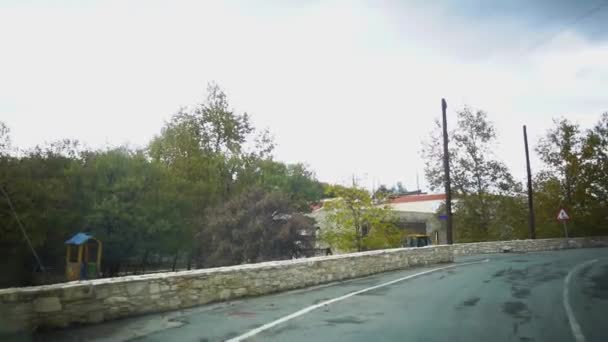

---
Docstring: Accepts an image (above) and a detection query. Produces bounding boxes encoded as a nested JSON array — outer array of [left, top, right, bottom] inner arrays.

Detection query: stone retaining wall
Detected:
[[451, 236, 608, 256], [2, 236, 607, 334], [0, 245, 452, 334]]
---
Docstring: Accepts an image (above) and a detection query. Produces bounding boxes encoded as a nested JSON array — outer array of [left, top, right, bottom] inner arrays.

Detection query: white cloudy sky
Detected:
[[1, 0, 607, 190]]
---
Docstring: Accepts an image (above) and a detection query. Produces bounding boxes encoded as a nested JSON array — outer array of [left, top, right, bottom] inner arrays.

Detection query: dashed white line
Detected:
[[563, 259, 598, 342], [226, 259, 490, 342]]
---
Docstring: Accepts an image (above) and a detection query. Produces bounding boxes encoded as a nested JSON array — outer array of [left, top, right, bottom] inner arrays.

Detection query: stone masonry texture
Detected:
[[0, 236, 607, 334]]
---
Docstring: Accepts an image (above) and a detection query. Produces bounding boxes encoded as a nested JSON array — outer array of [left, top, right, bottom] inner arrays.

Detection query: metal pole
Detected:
[[441, 99, 453, 244], [563, 221, 569, 238], [523, 125, 536, 239]]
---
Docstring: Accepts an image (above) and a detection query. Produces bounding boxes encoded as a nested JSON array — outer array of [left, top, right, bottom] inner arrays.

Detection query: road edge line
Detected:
[[563, 258, 598, 342], [226, 259, 490, 342]]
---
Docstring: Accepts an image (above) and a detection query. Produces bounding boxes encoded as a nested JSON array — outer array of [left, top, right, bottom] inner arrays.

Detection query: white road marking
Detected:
[[563, 259, 598, 342], [226, 259, 490, 342]]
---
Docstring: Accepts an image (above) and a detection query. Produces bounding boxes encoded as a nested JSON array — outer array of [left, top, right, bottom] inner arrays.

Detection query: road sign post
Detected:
[[557, 208, 570, 238]]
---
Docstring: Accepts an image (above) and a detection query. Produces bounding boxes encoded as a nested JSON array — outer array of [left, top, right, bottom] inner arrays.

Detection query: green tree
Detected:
[[282, 164, 324, 210], [148, 83, 253, 202], [0, 83, 331, 287], [536, 119, 585, 206], [72, 148, 191, 275], [449, 194, 528, 242], [79, 149, 147, 275], [320, 185, 401, 252], [582, 113, 608, 231], [533, 177, 565, 238], [535, 115, 608, 237], [421, 106, 522, 241], [0, 139, 85, 286], [323, 183, 350, 198]]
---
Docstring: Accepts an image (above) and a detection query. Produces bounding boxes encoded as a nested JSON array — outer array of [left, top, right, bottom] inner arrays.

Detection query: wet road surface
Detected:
[[26, 248, 608, 342]]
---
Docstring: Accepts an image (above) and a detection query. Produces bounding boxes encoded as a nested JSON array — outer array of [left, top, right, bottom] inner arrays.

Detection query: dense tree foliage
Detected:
[[422, 107, 522, 241], [534, 115, 608, 238], [196, 187, 316, 267], [423, 108, 608, 242], [319, 185, 401, 252], [2, 84, 606, 288], [0, 84, 324, 287], [423, 107, 516, 196]]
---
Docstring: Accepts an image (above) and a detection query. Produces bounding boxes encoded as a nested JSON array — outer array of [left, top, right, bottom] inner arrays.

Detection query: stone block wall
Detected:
[[0, 245, 453, 334], [451, 236, 608, 256], [2, 236, 607, 334]]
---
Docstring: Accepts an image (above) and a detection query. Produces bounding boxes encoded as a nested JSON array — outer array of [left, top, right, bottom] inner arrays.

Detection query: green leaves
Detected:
[[534, 115, 608, 237], [320, 185, 401, 252], [1, 83, 328, 286], [423, 108, 608, 242], [422, 106, 521, 241]]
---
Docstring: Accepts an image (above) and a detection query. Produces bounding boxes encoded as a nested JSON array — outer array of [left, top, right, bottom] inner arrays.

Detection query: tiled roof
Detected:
[[388, 193, 446, 204]]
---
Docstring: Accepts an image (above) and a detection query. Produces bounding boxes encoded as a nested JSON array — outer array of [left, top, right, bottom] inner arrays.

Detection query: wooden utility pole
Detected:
[[1, 185, 46, 272], [441, 99, 453, 244], [523, 125, 536, 239]]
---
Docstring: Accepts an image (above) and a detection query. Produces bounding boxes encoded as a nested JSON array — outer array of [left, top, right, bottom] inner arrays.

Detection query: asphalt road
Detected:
[[29, 247, 608, 342]]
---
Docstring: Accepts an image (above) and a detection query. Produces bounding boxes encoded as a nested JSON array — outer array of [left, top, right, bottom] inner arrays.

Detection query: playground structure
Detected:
[[65, 232, 102, 281]]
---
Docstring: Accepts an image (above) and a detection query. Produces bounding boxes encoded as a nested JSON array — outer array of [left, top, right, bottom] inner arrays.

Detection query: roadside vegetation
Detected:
[[1, 83, 606, 288], [0, 84, 324, 287], [422, 108, 608, 242], [319, 184, 401, 253]]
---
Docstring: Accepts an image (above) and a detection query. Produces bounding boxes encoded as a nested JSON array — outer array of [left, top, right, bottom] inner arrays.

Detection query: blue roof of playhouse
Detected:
[[65, 232, 94, 245]]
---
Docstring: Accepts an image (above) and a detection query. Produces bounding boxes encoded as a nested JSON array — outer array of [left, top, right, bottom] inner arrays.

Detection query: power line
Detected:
[[1, 185, 46, 272], [526, 0, 608, 53]]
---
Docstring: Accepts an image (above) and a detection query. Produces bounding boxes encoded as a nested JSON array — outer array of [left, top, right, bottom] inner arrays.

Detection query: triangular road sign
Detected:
[[557, 208, 570, 221]]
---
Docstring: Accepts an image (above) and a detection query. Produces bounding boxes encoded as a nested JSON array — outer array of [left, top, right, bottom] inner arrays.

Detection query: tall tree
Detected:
[[535, 115, 608, 237], [0, 140, 85, 285], [423, 107, 515, 195], [583, 113, 608, 235], [319, 185, 401, 252], [148, 83, 253, 201], [0, 83, 329, 288], [422, 106, 521, 241], [536, 118, 584, 206], [583, 113, 608, 204]]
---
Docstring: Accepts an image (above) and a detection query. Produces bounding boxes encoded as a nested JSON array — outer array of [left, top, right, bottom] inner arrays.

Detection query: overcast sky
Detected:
[[1, 0, 607, 191]]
